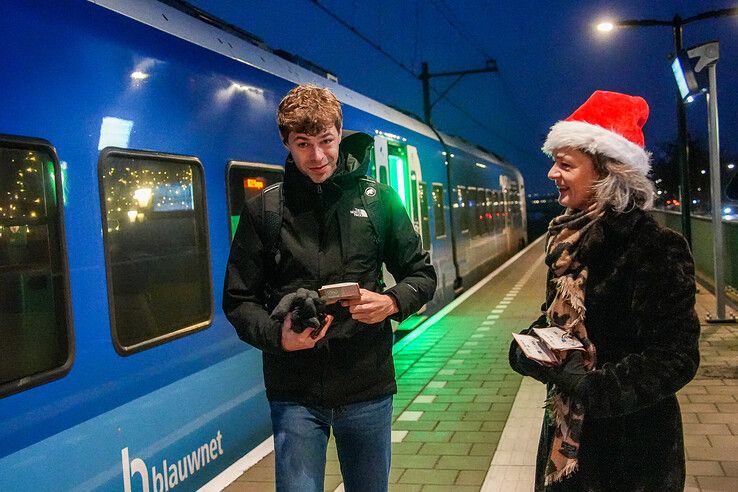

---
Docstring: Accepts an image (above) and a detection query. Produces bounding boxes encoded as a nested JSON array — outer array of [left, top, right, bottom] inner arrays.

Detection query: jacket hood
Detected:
[[334, 131, 374, 182]]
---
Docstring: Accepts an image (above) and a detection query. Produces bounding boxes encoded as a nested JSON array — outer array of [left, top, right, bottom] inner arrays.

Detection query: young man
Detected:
[[223, 84, 436, 492]]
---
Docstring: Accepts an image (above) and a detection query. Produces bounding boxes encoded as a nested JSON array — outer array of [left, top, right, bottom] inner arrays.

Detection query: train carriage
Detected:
[[0, 1, 526, 490]]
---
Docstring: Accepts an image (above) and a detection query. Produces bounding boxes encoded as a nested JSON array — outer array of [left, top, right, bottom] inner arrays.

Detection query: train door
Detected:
[[372, 136, 425, 238], [499, 174, 511, 231], [457, 186, 469, 234], [406, 145, 424, 240], [499, 174, 513, 250], [485, 189, 494, 234], [518, 181, 527, 235], [418, 182, 431, 251], [467, 187, 478, 238], [372, 136, 427, 328], [372, 136, 390, 186]]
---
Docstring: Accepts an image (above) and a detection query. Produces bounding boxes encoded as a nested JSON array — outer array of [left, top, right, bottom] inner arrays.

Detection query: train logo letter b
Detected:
[[122, 447, 150, 492]]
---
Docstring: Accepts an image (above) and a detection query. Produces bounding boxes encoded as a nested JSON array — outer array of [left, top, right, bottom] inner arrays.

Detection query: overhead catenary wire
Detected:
[[430, 0, 492, 60], [311, 0, 483, 141], [309, 0, 416, 78], [432, 0, 541, 140], [309, 0, 533, 158]]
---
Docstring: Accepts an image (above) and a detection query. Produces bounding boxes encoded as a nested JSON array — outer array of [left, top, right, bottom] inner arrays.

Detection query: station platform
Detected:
[[220, 235, 738, 492]]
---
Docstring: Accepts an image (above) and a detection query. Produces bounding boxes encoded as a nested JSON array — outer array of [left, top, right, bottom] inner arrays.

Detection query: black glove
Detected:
[[550, 350, 588, 396], [508, 341, 554, 384], [270, 289, 326, 334], [293, 291, 323, 331]]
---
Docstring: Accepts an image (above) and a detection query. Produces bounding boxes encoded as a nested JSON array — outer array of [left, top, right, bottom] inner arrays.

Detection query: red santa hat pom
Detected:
[[543, 90, 651, 176]]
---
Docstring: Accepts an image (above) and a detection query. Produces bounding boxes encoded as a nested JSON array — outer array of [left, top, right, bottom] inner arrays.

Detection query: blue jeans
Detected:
[[269, 395, 393, 492]]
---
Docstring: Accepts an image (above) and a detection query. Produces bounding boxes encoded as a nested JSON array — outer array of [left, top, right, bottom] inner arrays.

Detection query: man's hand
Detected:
[[281, 313, 333, 351], [341, 288, 398, 324]]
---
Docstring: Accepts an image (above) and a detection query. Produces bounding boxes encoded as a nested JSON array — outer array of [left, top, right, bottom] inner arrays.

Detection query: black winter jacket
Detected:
[[223, 134, 437, 407], [510, 207, 700, 491]]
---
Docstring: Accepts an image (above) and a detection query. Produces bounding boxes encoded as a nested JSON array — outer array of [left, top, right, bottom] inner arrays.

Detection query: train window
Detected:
[[493, 190, 502, 233], [227, 162, 283, 238], [409, 171, 419, 223], [367, 151, 376, 180], [379, 166, 389, 186], [509, 181, 518, 226], [512, 185, 522, 227], [99, 148, 212, 354], [468, 187, 479, 237], [457, 186, 469, 233], [1, 136, 72, 397], [466, 188, 479, 237], [419, 182, 431, 250], [432, 183, 446, 238], [485, 189, 494, 234], [476, 188, 487, 236]]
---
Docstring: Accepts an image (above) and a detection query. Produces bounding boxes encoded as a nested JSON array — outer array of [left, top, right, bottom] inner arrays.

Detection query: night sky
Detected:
[[187, 0, 738, 195]]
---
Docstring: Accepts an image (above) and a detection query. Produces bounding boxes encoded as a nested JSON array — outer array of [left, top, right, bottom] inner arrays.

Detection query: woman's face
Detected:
[[547, 147, 600, 210]]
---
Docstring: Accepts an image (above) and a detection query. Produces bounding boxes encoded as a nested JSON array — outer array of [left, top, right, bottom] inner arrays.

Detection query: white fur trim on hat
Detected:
[[542, 120, 651, 176]]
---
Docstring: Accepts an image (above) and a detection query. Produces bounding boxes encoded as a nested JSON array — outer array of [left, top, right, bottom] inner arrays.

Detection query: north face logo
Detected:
[[350, 208, 368, 218]]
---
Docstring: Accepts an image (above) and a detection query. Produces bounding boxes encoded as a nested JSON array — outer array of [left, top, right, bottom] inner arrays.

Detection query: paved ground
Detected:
[[681, 286, 738, 491], [223, 235, 738, 491]]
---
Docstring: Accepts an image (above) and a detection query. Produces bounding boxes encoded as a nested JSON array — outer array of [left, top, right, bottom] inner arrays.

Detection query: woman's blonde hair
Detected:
[[277, 84, 342, 142], [590, 152, 655, 212]]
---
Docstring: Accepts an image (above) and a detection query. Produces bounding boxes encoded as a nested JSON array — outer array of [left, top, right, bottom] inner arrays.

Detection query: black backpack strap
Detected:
[[261, 182, 283, 266]]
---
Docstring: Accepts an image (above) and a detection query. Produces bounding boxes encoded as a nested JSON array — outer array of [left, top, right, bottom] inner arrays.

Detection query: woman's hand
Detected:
[[550, 351, 588, 396], [509, 343, 554, 383]]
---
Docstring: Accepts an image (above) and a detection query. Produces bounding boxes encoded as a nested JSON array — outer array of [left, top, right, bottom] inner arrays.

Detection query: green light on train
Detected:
[[60, 161, 69, 206], [47, 161, 57, 203], [388, 149, 412, 217], [47, 160, 70, 206], [394, 157, 406, 207], [231, 215, 240, 239]]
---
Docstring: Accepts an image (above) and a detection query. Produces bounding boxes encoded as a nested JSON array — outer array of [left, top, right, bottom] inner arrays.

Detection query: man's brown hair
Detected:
[[277, 84, 342, 143]]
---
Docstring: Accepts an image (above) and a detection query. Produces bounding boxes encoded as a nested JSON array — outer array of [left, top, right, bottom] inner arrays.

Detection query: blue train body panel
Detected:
[[0, 0, 526, 489]]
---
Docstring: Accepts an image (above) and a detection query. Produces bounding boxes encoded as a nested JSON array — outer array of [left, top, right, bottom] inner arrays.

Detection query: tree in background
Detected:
[[650, 135, 737, 215]]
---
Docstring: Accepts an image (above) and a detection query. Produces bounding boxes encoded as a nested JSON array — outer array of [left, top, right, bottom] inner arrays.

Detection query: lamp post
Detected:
[[596, 8, 738, 250], [686, 41, 736, 323]]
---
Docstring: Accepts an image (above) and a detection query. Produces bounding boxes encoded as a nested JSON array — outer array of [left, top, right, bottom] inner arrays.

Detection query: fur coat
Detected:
[[511, 207, 700, 491]]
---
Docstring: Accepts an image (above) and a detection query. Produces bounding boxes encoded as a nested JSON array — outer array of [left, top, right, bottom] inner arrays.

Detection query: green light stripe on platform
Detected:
[[393, 234, 546, 355]]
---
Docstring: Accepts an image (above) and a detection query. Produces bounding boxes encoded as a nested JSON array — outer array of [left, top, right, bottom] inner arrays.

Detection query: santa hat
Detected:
[[543, 90, 651, 176]]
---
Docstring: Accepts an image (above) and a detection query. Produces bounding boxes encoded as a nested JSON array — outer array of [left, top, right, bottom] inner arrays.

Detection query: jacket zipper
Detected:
[[316, 183, 327, 405], [317, 184, 326, 253]]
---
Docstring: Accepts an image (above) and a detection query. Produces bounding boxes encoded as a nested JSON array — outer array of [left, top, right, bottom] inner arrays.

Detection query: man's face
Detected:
[[285, 126, 341, 183]]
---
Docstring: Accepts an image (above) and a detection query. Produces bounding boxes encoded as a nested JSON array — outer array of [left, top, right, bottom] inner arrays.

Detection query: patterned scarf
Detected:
[[543, 203, 603, 486]]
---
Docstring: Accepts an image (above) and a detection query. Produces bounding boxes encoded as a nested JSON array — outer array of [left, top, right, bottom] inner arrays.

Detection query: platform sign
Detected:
[[671, 50, 705, 103]]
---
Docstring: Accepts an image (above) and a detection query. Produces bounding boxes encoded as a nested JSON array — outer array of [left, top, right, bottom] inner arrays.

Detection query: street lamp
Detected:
[[685, 41, 735, 323], [595, 8, 738, 250]]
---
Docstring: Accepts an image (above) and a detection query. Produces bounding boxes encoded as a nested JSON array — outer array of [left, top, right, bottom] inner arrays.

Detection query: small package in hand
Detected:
[[512, 333, 559, 365], [319, 282, 361, 302], [532, 327, 585, 351]]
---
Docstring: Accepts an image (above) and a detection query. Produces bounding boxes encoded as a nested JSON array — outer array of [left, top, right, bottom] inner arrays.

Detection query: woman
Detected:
[[509, 90, 700, 491]]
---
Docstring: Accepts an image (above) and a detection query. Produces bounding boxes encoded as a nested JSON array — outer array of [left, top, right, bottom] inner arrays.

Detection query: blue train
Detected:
[[0, 1, 526, 490]]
